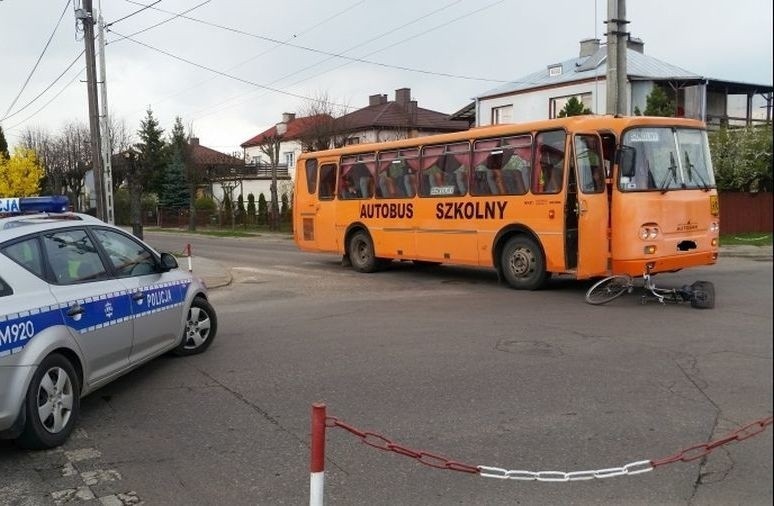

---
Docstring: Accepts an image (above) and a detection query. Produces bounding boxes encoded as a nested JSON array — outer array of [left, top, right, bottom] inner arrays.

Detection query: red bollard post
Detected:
[[310, 403, 326, 506], [186, 243, 192, 273]]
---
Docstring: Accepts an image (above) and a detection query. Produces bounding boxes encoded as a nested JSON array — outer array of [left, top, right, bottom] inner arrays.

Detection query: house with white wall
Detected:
[[462, 38, 772, 128]]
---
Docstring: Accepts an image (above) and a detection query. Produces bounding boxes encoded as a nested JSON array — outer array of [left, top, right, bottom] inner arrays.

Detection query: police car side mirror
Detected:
[[159, 252, 179, 272]]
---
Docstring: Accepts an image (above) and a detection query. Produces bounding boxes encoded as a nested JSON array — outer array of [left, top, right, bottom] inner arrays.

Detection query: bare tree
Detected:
[[296, 91, 354, 151], [108, 115, 134, 192], [257, 133, 282, 230], [57, 122, 91, 210], [19, 127, 61, 195]]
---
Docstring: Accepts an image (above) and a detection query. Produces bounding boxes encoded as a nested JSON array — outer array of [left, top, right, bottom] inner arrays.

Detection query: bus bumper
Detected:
[[612, 250, 718, 277]]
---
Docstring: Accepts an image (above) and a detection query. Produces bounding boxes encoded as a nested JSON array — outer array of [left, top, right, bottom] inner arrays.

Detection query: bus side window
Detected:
[[305, 159, 318, 194], [533, 130, 566, 194], [318, 164, 337, 200]]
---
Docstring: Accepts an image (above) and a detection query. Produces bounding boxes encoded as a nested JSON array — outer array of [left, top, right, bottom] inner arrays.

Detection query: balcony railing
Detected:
[[208, 163, 290, 180]]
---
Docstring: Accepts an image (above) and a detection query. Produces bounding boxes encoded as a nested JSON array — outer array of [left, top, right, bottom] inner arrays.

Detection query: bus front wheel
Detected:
[[501, 236, 547, 290], [348, 231, 379, 273]]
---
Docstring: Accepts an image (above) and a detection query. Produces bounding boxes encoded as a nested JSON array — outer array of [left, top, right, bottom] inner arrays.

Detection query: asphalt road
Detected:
[[1, 231, 771, 506]]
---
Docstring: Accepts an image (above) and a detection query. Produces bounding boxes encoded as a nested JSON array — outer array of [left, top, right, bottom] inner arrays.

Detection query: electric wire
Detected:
[[116, 0, 509, 84], [6, 68, 86, 131], [108, 0, 212, 43], [110, 30, 357, 110], [3, 0, 73, 119], [118, 0, 366, 114], [105, 0, 162, 27], [0, 50, 85, 123]]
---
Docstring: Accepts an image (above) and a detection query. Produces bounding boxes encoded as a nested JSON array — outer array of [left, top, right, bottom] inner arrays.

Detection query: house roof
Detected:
[[335, 102, 469, 132], [477, 47, 703, 99], [240, 114, 331, 148], [190, 141, 243, 167]]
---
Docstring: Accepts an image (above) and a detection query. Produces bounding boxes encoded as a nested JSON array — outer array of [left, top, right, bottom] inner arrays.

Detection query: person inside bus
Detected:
[[500, 149, 529, 194], [422, 156, 445, 192], [381, 156, 408, 197], [340, 174, 359, 199], [538, 142, 565, 192], [349, 162, 372, 198], [474, 151, 504, 195]]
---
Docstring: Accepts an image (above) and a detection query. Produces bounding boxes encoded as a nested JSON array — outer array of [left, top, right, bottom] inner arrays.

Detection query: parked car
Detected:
[[0, 197, 217, 449]]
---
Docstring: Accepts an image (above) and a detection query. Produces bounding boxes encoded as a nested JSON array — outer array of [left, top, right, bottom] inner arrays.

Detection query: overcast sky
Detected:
[[1, 0, 772, 155]]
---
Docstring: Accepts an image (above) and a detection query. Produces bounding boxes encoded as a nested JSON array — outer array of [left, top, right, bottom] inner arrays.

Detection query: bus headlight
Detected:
[[639, 225, 660, 240], [710, 222, 719, 233]]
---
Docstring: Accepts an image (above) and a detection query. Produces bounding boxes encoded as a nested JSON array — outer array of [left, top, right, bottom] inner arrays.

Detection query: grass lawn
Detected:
[[720, 232, 773, 246], [143, 227, 292, 239]]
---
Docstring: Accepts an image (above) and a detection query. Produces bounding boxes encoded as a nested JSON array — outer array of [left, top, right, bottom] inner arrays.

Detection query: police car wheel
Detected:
[[17, 353, 81, 450], [174, 298, 218, 356]]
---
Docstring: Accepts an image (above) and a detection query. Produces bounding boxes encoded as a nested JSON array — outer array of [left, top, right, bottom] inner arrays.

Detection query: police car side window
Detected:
[[42, 229, 108, 285], [93, 229, 157, 278], [0, 276, 12, 297], [2, 237, 45, 279]]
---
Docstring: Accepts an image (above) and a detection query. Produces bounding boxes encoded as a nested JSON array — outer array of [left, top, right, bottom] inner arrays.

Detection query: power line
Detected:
[[2, 0, 73, 119], [105, 0, 162, 27], [110, 30, 357, 110], [186, 1, 467, 121], [0, 50, 85, 123], [115, 0, 510, 84], [118, 0, 366, 115], [190, 0, 512, 121], [107, 0, 212, 43], [6, 68, 86, 131]]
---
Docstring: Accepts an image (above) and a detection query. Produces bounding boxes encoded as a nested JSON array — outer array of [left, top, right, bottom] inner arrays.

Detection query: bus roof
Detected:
[[298, 115, 706, 161]]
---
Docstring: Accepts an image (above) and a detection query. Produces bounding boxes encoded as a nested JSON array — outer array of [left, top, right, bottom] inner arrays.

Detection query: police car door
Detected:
[[91, 228, 186, 364], [41, 228, 134, 385]]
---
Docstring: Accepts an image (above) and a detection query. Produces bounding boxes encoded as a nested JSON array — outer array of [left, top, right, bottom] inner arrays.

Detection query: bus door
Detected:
[[298, 161, 339, 252], [569, 133, 609, 277]]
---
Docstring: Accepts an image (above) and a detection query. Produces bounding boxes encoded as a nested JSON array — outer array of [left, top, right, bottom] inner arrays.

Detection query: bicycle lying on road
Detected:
[[585, 270, 715, 308]]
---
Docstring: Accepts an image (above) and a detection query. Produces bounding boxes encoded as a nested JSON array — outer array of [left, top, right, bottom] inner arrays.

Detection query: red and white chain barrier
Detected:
[[309, 404, 772, 503]]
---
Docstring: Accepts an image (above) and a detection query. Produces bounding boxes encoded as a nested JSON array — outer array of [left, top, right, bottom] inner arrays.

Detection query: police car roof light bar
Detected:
[[0, 196, 70, 214]]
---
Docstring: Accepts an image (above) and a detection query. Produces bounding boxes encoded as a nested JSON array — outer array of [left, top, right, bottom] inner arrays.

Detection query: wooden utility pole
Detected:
[[605, 0, 629, 115], [78, 0, 105, 219]]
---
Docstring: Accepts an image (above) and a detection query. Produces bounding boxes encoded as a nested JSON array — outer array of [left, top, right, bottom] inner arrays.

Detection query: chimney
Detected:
[[369, 94, 387, 106], [282, 112, 296, 123], [189, 137, 199, 146], [627, 36, 644, 54], [395, 88, 411, 107], [276, 122, 287, 136], [407, 100, 418, 125], [579, 38, 600, 58]]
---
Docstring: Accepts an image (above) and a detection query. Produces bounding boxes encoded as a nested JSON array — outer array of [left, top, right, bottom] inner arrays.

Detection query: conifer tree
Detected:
[[257, 193, 268, 225], [159, 148, 189, 208], [246, 193, 256, 225]]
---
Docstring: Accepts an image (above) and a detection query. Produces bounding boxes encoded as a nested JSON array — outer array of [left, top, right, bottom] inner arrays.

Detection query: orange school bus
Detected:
[[293, 115, 719, 289]]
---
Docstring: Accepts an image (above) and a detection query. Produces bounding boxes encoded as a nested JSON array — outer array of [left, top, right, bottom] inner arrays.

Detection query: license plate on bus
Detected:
[[710, 195, 719, 216]]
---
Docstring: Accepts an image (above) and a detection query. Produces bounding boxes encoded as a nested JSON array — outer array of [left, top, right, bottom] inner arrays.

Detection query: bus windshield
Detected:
[[619, 127, 715, 192]]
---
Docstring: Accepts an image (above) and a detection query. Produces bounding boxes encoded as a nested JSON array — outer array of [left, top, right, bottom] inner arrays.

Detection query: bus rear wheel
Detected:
[[348, 231, 379, 273], [501, 236, 547, 290]]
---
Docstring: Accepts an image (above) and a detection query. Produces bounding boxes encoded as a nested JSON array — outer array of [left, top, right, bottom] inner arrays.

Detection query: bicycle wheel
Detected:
[[585, 275, 632, 305]]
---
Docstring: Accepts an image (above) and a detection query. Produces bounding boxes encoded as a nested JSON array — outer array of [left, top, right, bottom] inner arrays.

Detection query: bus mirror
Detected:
[[617, 146, 636, 178]]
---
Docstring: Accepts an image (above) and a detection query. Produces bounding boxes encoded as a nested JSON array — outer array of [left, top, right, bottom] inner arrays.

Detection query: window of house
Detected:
[[346, 137, 360, 145], [491, 105, 513, 124], [549, 93, 593, 118], [284, 151, 295, 169]]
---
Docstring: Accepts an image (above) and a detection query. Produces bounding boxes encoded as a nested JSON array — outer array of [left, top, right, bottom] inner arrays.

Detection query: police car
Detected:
[[0, 196, 217, 449]]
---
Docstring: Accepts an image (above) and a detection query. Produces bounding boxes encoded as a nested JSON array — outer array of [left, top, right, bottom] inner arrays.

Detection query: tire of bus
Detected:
[[348, 230, 381, 273], [500, 236, 547, 290]]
